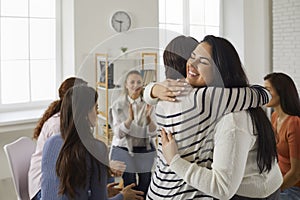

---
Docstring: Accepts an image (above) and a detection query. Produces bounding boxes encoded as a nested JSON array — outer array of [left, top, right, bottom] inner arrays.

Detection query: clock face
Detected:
[[111, 11, 131, 32]]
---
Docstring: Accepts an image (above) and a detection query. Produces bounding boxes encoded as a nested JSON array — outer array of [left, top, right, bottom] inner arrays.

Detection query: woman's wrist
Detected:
[[170, 154, 181, 166], [124, 119, 132, 129], [146, 116, 151, 125]]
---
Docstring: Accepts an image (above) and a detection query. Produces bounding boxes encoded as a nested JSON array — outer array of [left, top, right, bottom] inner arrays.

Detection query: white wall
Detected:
[[273, 0, 300, 93], [222, 0, 245, 62], [222, 0, 272, 85], [73, 0, 159, 74]]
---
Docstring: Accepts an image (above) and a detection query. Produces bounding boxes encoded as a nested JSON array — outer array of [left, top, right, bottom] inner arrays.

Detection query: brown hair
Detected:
[[56, 85, 101, 198], [33, 77, 87, 139], [163, 35, 198, 79]]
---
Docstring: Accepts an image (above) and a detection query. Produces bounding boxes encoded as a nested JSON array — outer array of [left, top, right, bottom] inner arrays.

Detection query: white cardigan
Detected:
[[169, 111, 283, 199]]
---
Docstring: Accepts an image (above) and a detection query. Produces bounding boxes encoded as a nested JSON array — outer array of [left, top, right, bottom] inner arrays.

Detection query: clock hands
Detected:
[[111, 11, 131, 32], [114, 19, 123, 32], [115, 19, 123, 23]]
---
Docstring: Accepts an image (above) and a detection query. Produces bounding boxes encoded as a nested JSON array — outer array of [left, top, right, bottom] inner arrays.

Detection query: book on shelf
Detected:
[[141, 69, 156, 86], [99, 60, 115, 88]]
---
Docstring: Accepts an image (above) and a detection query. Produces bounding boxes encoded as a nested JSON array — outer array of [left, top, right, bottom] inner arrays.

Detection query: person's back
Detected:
[[147, 86, 270, 199], [28, 113, 60, 199], [212, 111, 282, 198], [28, 77, 87, 200], [41, 134, 110, 200]]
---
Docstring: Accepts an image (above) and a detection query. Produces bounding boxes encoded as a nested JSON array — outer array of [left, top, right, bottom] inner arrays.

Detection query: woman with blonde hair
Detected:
[[110, 70, 157, 199]]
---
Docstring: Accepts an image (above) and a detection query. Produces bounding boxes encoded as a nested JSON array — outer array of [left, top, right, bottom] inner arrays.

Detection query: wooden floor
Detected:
[[0, 178, 17, 200]]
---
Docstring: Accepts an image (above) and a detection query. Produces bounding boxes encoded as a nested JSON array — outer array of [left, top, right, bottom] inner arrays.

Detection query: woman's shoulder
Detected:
[[40, 113, 61, 137], [44, 134, 63, 150], [286, 115, 300, 127], [221, 110, 249, 119], [217, 111, 253, 133]]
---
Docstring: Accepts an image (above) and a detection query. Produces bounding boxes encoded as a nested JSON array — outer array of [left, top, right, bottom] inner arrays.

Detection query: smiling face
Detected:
[[126, 73, 143, 99], [264, 80, 281, 108], [186, 42, 214, 87]]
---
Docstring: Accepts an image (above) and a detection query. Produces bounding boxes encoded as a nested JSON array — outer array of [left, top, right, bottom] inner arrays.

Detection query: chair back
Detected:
[[3, 137, 36, 200]]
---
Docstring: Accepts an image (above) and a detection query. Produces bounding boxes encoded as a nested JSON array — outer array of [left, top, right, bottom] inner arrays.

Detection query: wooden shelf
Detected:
[[94, 52, 158, 145], [97, 112, 106, 120], [97, 85, 122, 91]]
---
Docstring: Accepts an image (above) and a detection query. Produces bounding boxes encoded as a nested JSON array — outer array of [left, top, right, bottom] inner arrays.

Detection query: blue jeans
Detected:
[[280, 186, 300, 200], [31, 190, 41, 200]]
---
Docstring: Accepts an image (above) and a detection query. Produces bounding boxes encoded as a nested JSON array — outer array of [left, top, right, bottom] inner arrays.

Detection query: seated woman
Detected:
[[264, 72, 300, 200], [110, 70, 157, 199], [28, 77, 87, 200], [41, 85, 143, 200]]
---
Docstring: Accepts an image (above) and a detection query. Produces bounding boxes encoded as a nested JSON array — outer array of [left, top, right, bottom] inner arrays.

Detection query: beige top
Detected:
[[28, 113, 60, 199]]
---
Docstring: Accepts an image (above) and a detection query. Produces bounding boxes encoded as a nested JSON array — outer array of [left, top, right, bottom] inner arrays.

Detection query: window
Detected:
[[159, 0, 220, 55], [0, 0, 60, 111]]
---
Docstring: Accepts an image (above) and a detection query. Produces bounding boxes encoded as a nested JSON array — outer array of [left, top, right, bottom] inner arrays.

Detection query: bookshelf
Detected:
[[94, 52, 157, 145], [141, 52, 157, 86]]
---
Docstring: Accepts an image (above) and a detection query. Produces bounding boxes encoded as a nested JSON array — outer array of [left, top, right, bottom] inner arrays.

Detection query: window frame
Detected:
[[158, 0, 222, 81], [159, 0, 221, 45], [0, 0, 62, 113]]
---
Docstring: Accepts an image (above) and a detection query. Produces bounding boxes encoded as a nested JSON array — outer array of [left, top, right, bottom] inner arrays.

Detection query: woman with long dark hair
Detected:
[[264, 72, 300, 199], [28, 77, 87, 200], [146, 35, 275, 200], [41, 85, 143, 200], [160, 35, 282, 199]]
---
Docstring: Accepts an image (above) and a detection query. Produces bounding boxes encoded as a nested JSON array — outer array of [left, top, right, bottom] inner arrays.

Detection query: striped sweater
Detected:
[[145, 85, 270, 200]]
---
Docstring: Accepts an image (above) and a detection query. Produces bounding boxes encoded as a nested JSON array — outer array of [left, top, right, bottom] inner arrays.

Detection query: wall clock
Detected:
[[111, 11, 131, 32]]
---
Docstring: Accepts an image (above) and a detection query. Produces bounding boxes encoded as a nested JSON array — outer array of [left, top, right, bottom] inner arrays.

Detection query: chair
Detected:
[[3, 137, 36, 200]]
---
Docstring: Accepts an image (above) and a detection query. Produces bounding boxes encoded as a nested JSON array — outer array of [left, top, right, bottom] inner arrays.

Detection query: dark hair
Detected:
[[264, 72, 300, 117], [202, 35, 277, 173], [163, 35, 198, 79], [33, 77, 87, 139], [56, 85, 101, 198]]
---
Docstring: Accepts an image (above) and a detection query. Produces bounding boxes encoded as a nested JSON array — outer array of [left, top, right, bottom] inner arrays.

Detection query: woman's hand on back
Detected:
[[151, 79, 189, 102], [161, 128, 179, 165]]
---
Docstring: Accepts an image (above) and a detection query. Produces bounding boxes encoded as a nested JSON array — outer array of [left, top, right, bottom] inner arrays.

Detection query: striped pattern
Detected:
[[147, 86, 269, 200]]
